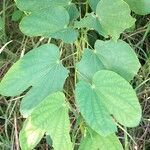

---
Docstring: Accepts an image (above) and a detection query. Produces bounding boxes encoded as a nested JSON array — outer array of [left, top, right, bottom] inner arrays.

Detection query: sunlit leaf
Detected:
[[20, 92, 72, 150], [96, 0, 135, 40]]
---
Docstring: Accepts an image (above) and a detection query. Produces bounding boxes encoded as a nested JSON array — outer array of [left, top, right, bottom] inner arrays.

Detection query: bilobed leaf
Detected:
[[77, 40, 140, 81], [74, 13, 108, 37], [124, 0, 150, 15], [76, 70, 141, 135], [16, 1, 77, 43], [19, 7, 70, 40], [15, 0, 71, 12], [95, 40, 141, 81], [79, 129, 123, 150], [19, 92, 72, 150], [0, 44, 68, 116], [96, 0, 135, 40], [20, 62, 68, 117]]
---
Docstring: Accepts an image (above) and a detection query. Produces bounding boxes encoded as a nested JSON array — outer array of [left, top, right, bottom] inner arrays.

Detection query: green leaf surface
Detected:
[[66, 4, 79, 22], [88, 0, 100, 12], [77, 40, 140, 81], [124, 0, 150, 15], [19, 6, 77, 43], [79, 130, 123, 150], [95, 40, 141, 81], [50, 28, 78, 43], [74, 13, 108, 37], [0, 44, 68, 116], [20, 7, 66, 37], [96, 0, 135, 40], [15, 0, 71, 12], [77, 48, 105, 81], [19, 92, 72, 150], [76, 70, 141, 135], [76, 80, 117, 136]]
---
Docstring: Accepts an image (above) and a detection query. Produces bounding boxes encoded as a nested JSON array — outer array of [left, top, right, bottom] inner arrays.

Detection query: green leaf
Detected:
[[77, 48, 105, 81], [19, 6, 77, 43], [95, 40, 141, 81], [50, 28, 78, 43], [79, 129, 123, 150], [11, 10, 23, 22], [66, 4, 79, 22], [96, 0, 135, 40], [77, 40, 140, 81], [15, 0, 71, 12], [76, 70, 141, 135], [19, 92, 72, 150], [74, 13, 108, 37], [76, 80, 117, 136], [0, 44, 68, 116], [88, 0, 100, 12], [124, 0, 150, 15]]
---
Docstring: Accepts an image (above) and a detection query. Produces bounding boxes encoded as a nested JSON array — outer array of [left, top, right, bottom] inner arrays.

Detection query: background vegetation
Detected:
[[0, 0, 150, 149]]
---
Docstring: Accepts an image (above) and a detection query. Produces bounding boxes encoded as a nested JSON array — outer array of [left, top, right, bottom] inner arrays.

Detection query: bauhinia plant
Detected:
[[1, 0, 150, 149]]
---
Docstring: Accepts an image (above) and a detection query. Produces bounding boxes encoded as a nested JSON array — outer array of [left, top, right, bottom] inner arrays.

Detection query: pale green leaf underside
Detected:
[[124, 0, 150, 15], [96, 0, 135, 40], [0, 44, 68, 117], [77, 40, 140, 81], [76, 70, 141, 135], [79, 130, 123, 150], [15, 0, 71, 12], [74, 13, 108, 38], [19, 92, 72, 150]]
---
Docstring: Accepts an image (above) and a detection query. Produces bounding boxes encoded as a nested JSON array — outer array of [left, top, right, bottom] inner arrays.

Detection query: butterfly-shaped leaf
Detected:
[[77, 40, 140, 81], [76, 70, 141, 135], [0, 44, 69, 117], [15, 0, 77, 43], [19, 6, 77, 43]]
